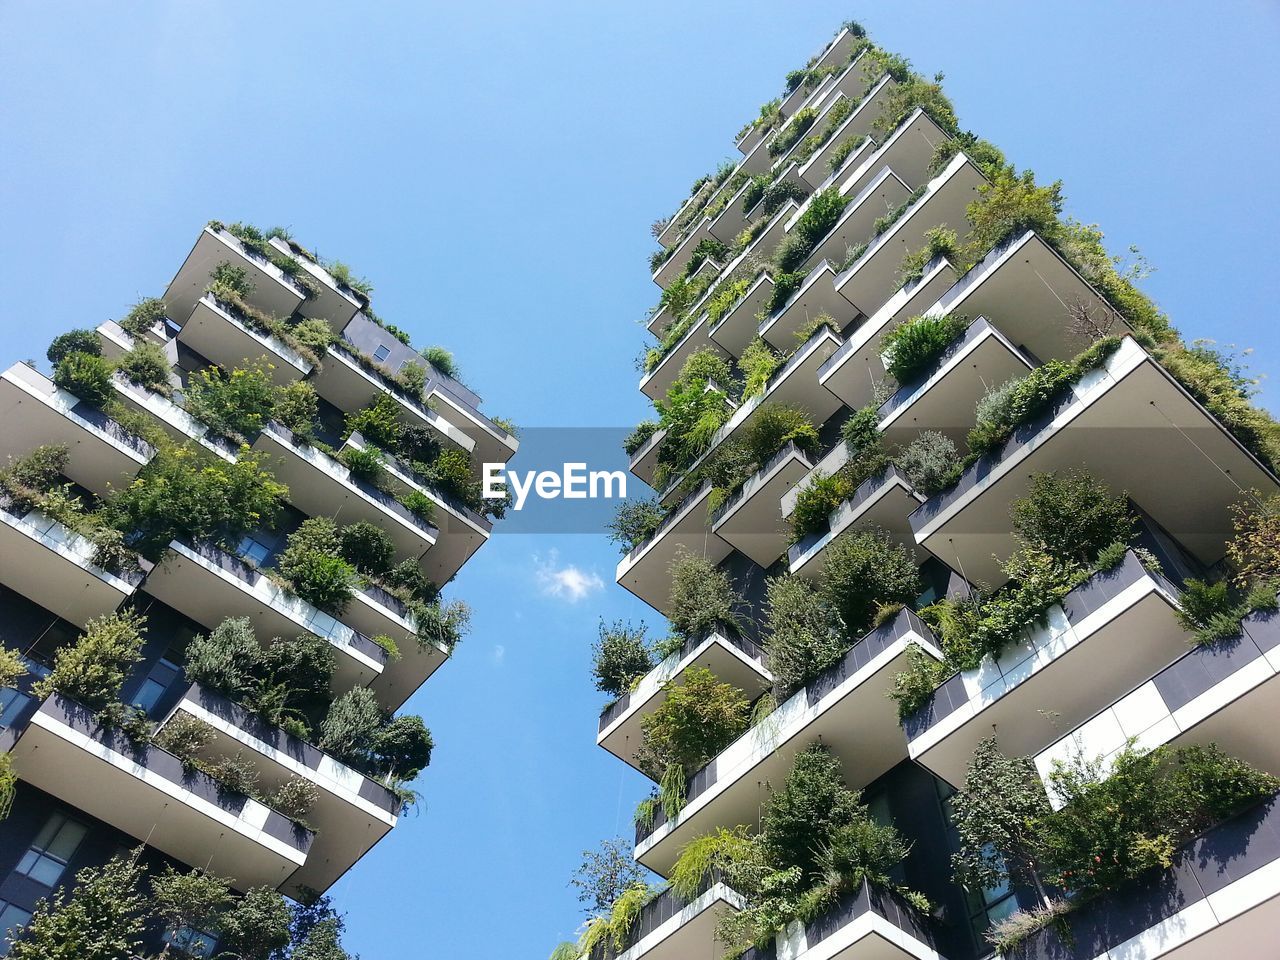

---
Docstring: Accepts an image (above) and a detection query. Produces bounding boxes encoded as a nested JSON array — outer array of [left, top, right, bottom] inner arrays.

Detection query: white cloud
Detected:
[[490, 644, 506, 667], [534, 550, 604, 603]]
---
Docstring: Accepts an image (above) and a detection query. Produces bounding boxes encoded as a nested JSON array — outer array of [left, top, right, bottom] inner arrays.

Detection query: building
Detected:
[[0, 221, 517, 954], [568, 21, 1280, 960]]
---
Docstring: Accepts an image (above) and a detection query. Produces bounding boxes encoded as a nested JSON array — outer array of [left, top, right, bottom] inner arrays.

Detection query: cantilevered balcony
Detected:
[[635, 609, 941, 875], [267, 237, 363, 334], [708, 177, 764, 245], [653, 219, 717, 289], [108, 373, 239, 462], [640, 312, 730, 402], [1004, 795, 1280, 960], [926, 230, 1128, 364], [646, 256, 726, 340], [788, 166, 913, 280], [835, 108, 949, 204], [628, 426, 667, 487], [0, 362, 153, 495], [341, 432, 491, 585], [757, 259, 848, 350], [598, 630, 771, 770], [819, 257, 957, 410], [144, 540, 389, 699], [616, 483, 731, 615], [310, 343, 473, 454], [835, 153, 985, 318], [772, 880, 946, 960], [877, 317, 1033, 453], [0, 503, 141, 626], [660, 326, 843, 509], [251, 421, 439, 566], [787, 465, 925, 580], [160, 682, 398, 893], [96, 316, 171, 361], [909, 337, 1280, 587], [164, 225, 309, 331], [709, 271, 775, 358], [793, 73, 899, 190], [585, 881, 745, 960], [711, 441, 813, 567], [1035, 601, 1280, 806], [424, 382, 519, 470], [904, 551, 1188, 787], [10, 693, 313, 893], [177, 293, 313, 386]]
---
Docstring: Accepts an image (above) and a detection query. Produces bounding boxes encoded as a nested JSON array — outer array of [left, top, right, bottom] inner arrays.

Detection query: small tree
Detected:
[[52, 351, 114, 406], [607, 498, 665, 554], [667, 551, 743, 641], [950, 737, 1053, 904], [591, 620, 653, 697], [217, 886, 292, 960], [184, 617, 261, 699], [821, 528, 920, 638], [115, 339, 173, 396], [1227, 494, 1280, 588], [255, 633, 336, 729], [183, 360, 276, 440], [272, 381, 319, 440], [319, 686, 382, 767], [760, 744, 865, 884], [34, 609, 146, 710], [277, 518, 356, 613], [571, 837, 648, 916], [1010, 470, 1133, 566], [9, 852, 147, 960], [763, 574, 841, 696], [895, 431, 960, 496], [47, 329, 102, 366], [634, 667, 748, 781], [150, 866, 231, 945], [371, 714, 434, 781], [337, 520, 396, 576]]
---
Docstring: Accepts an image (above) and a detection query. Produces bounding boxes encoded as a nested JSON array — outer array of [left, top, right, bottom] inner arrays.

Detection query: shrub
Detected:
[[277, 519, 356, 613], [1011, 470, 1133, 566], [34, 609, 146, 710], [2, 443, 68, 501], [739, 338, 780, 398], [670, 826, 757, 900], [763, 574, 841, 696], [399, 489, 436, 523], [623, 421, 660, 457], [150, 866, 232, 947], [571, 837, 648, 917], [210, 260, 254, 299], [880, 313, 968, 384], [255, 633, 335, 729], [774, 188, 848, 273], [821, 528, 921, 638], [291, 317, 335, 355], [371, 713, 434, 780], [399, 360, 427, 396], [417, 448, 483, 514], [423, 346, 459, 380], [743, 404, 819, 463], [52, 351, 114, 406], [185, 617, 261, 699], [338, 520, 395, 575], [8, 853, 147, 960], [607, 498, 665, 553], [216, 886, 292, 959], [115, 339, 172, 396], [898, 225, 959, 284], [760, 744, 867, 884], [47, 329, 101, 366], [769, 106, 818, 157], [412, 599, 470, 653], [345, 393, 404, 450], [668, 551, 743, 640], [371, 634, 400, 660], [0, 647, 26, 690], [384, 557, 440, 605], [270, 776, 320, 822], [965, 168, 1063, 261], [319, 686, 382, 766], [592, 620, 653, 697], [888, 642, 950, 718], [895, 431, 960, 495], [119, 296, 167, 337], [272, 381, 319, 439], [205, 751, 259, 797], [155, 713, 218, 767], [1228, 494, 1280, 588], [634, 666, 749, 781], [579, 882, 657, 957], [184, 360, 276, 440]]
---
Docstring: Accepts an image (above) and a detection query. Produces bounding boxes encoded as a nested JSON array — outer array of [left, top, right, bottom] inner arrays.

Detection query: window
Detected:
[[372, 344, 391, 363], [15, 813, 87, 887], [237, 535, 270, 567], [165, 925, 219, 958], [0, 900, 32, 956], [132, 657, 182, 714], [0, 688, 30, 729]]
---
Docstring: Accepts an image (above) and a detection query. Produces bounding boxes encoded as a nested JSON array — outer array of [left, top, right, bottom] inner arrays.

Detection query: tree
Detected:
[[667, 551, 743, 641], [570, 837, 648, 917], [606, 498, 665, 554], [336, 521, 395, 576], [1010, 470, 1133, 566], [950, 737, 1052, 903], [255, 633, 335, 728], [184, 617, 261, 699], [150, 866, 231, 947], [371, 715, 434, 781], [1228, 494, 1280, 588], [217, 886, 291, 960], [634, 667, 748, 781], [34, 609, 146, 710], [762, 574, 841, 696], [591, 620, 653, 697], [759, 744, 864, 884], [318, 687, 382, 767], [821, 528, 920, 638], [9, 852, 147, 960]]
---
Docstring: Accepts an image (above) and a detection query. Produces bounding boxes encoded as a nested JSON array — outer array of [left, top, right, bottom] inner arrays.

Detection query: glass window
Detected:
[[372, 344, 391, 363], [236, 536, 270, 567], [0, 901, 32, 956], [15, 813, 87, 887], [0, 688, 30, 728], [165, 925, 219, 957], [132, 657, 182, 714]]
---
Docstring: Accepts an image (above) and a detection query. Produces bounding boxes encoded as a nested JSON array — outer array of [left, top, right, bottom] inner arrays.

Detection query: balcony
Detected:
[[909, 337, 1280, 587], [652, 219, 717, 289], [709, 271, 775, 358], [10, 693, 313, 893], [616, 483, 731, 616], [818, 256, 958, 410], [310, 343, 474, 454], [164, 225, 308, 332], [267, 237, 363, 333], [635, 609, 941, 875], [250, 421, 439, 566], [835, 108, 949, 205], [176, 293, 313, 386], [927, 230, 1129, 364], [0, 362, 154, 495], [341, 432, 491, 586], [787, 465, 925, 580], [628, 426, 667, 487], [585, 880, 745, 960], [1005, 795, 1280, 960], [424, 382, 519, 470], [646, 255, 725, 341], [598, 630, 770, 770], [788, 166, 913, 280], [95, 316, 171, 360], [770, 880, 945, 960], [0, 503, 141, 626], [1034, 601, 1280, 807], [793, 73, 899, 190], [108, 373, 239, 463], [835, 153, 985, 318], [711, 441, 813, 567], [159, 682, 398, 893], [708, 177, 765, 245], [640, 312, 730, 402], [757, 260, 847, 350], [904, 551, 1188, 787], [877, 317, 1033, 453], [143, 540, 389, 700]]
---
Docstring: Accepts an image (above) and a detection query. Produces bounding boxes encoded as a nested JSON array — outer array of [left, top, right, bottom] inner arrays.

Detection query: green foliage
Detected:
[[337, 520, 396, 575], [47, 329, 101, 367], [217, 886, 293, 960], [411, 598, 470, 654], [571, 837, 648, 917], [184, 616, 261, 699], [204, 750, 260, 797], [272, 380, 319, 439], [592, 620, 653, 698], [326, 260, 374, 300], [887, 642, 949, 719], [184, 360, 276, 440], [150, 865, 231, 941], [606, 497, 665, 554], [774, 187, 848, 273], [209, 260, 254, 299], [8, 852, 147, 960], [895, 431, 960, 495], [115, 339, 172, 396], [670, 825, 756, 900], [154, 713, 218, 768], [769, 107, 818, 157], [291, 317, 337, 355], [277, 518, 356, 613], [898, 225, 960, 284], [873, 71, 958, 139], [668, 551, 743, 641], [1011, 470, 1134, 566], [881, 313, 968, 383], [744, 404, 819, 462], [549, 943, 580, 960], [763, 574, 841, 696], [345, 393, 404, 450], [821, 527, 921, 638], [965, 168, 1064, 261], [635, 666, 749, 781], [579, 882, 657, 957], [0, 754, 15, 821], [0, 646, 27, 690], [339, 443, 385, 482], [371, 713, 434, 781], [423, 345, 459, 380], [740, 337, 780, 398], [34, 610, 145, 710], [1228, 494, 1280, 588], [623, 421, 660, 457], [52, 351, 114, 406], [319, 686, 381, 767], [119, 296, 167, 337]]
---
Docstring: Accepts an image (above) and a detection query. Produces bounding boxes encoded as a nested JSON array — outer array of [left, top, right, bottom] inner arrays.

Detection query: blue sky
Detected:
[[2, 1, 1279, 956]]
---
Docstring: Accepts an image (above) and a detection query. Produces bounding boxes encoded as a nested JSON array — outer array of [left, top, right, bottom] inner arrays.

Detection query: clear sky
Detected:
[[1, 1, 1278, 956]]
